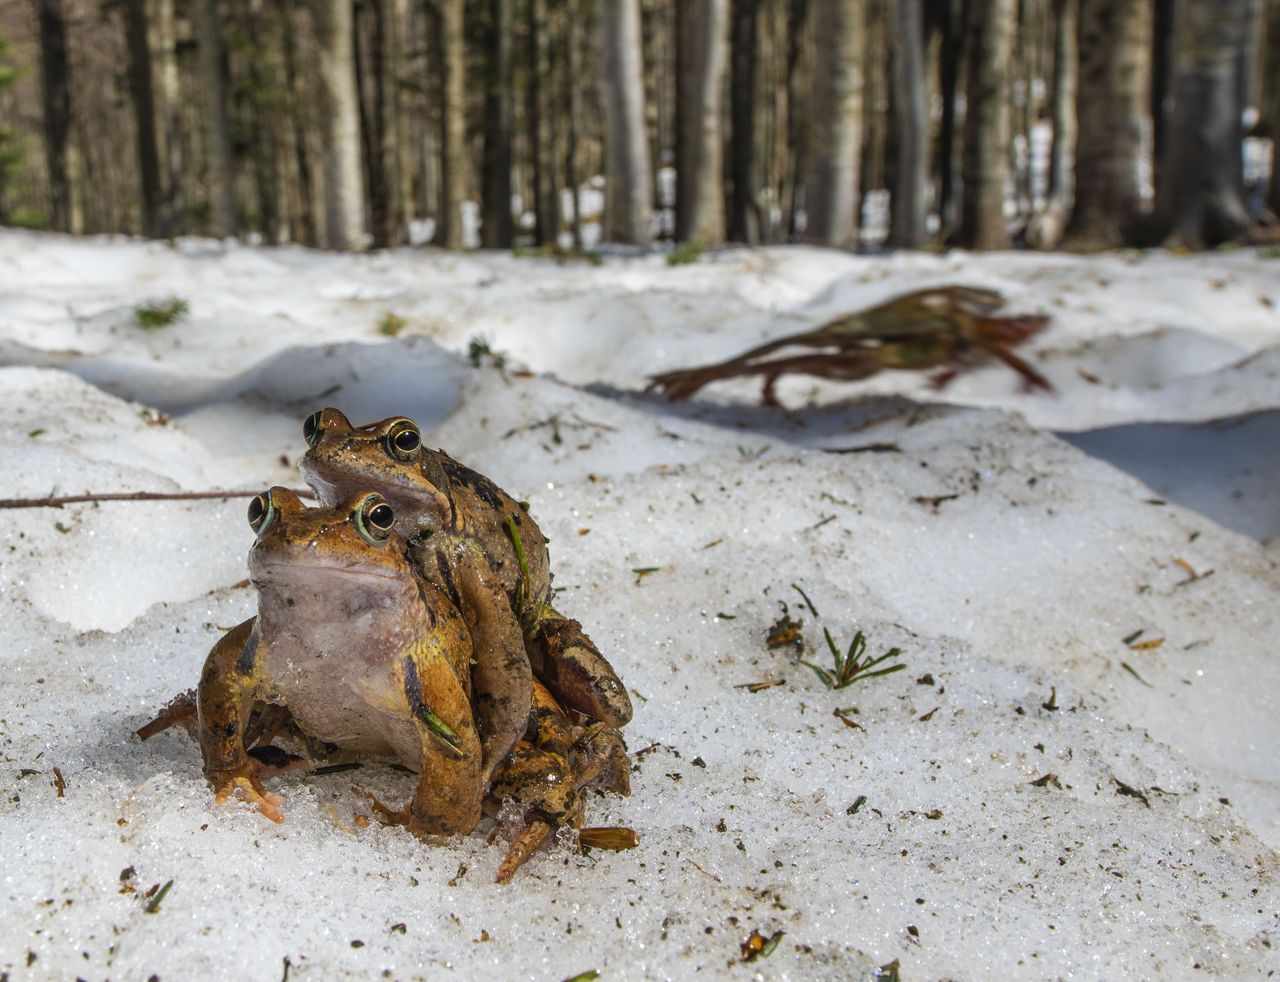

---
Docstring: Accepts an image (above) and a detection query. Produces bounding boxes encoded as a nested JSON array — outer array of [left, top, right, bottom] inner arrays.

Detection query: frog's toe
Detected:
[[352, 784, 411, 828], [494, 818, 553, 883], [214, 774, 286, 823]]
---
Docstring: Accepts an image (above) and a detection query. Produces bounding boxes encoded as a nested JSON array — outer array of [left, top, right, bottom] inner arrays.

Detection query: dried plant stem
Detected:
[[0, 489, 314, 510]]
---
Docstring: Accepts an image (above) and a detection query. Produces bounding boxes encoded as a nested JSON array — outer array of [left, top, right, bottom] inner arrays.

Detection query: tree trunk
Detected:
[[1268, 0, 1280, 218], [482, 0, 515, 247], [282, 0, 318, 245], [152, 0, 182, 233], [1151, 0, 1175, 190], [1147, 0, 1253, 246], [123, 0, 166, 237], [957, 0, 1015, 249], [784, 0, 809, 238], [889, 0, 927, 247], [802, 0, 863, 247], [675, 0, 729, 243], [1065, 0, 1149, 246], [194, 0, 236, 237], [436, 0, 466, 248], [314, 0, 366, 249], [354, 0, 391, 248], [565, 0, 584, 248], [1028, 0, 1077, 248], [598, 0, 653, 244], [727, 0, 759, 243], [526, 0, 558, 245], [931, 0, 964, 235], [35, 0, 73, 233], [380, 0, 407, 245]]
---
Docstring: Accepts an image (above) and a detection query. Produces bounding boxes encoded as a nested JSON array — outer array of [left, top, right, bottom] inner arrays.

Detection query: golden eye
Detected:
[[355, 494, 395, 542], [384, 419, 421, 461], [302, 410, 324, 448], [248, 492, 275, 534]]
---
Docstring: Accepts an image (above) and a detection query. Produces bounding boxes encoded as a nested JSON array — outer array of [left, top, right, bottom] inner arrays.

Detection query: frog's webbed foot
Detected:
[[210, 769, 286, 824], [526, 612, 632, 727], [135, 689, 198, 741], [247, 744, 307, 779]]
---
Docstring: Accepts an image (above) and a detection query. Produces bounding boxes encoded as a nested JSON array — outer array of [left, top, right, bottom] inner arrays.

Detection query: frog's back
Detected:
[[434, 452, 552, 607]]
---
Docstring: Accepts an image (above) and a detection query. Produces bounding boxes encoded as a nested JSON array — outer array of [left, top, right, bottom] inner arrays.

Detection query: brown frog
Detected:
[[139, 489, 628, 880], [299, 407, 632, 728]]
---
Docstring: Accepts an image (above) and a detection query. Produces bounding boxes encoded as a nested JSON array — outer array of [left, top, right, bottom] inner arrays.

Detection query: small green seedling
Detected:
[[133, 297, 189, 329], [800, 628, 905, 690], [378, 311, 408, 336], [467, 334, 508, 369]]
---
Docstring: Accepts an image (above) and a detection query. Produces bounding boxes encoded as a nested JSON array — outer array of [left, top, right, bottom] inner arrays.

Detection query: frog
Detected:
[[194, 487, 491, 835], [298, 407, 632, 729], [139, 488, 629, 880]]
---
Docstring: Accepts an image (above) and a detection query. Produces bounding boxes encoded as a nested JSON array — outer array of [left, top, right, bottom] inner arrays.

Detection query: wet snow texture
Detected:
[[1, 232, 1278, 980]]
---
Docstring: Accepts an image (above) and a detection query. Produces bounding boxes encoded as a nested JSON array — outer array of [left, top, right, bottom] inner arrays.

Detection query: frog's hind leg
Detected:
[[526, 610, 632, 727], [135, 689, 198, 741]]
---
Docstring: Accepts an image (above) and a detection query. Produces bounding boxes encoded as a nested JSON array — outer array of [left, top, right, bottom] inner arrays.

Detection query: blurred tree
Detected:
[[889, 0, 927, 247], [1147, 0, 1253, 246], [34, 0, 74, 233], [1028, 0, 1077, 249], [123, 0, 167, 236], [194, 0, 236, 237], [598, 0, 653, 244], [676, 0, 728, 243], [958, 0, 1016, 249], [1065, 0, 1149, 247], [802, 0, 862, 247], [435, 0, 465, 248], [313, 0, 366, 249], [1266, 0, 1280, 218], [481, 0, 514, 247], [727, 0, 759, 244]]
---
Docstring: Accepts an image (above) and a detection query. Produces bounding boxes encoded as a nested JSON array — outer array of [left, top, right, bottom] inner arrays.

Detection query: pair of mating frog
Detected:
[[139, 408, 632, 882]]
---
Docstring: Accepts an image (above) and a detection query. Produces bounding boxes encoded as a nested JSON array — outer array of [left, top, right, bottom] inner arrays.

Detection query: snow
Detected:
[[1, 230, 1278, 980]]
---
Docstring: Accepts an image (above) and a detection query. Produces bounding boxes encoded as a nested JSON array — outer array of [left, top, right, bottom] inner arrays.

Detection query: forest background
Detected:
[[0, 0, 1277, 257]]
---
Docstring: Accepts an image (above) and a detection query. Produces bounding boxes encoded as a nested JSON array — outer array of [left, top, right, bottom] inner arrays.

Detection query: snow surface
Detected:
[[1, 231, 1278, 980]]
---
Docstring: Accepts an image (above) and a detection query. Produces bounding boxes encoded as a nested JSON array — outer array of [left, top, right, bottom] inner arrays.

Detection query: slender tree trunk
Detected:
[[152, 0, 181, 232], [565, 0, 583, 248], [802, 0, 863, 247], [1065, 0, 1149, 246], [35, 0, 72, 233], [436, 0, 466, 248], [1029, 0, 1077, 247], [675, 0, 729, 243], [784, 0, 809, 238], [859, 0, 885, 221], [527, 0, 557, 245], [1268, 0, 1280, 217], [598, 0, 653, 244], [194, 0, 236, 237], [281, 0, 318, 245], [380, 0, 406, 245], [957, 0, 1015, 249], [727, 0, 759, 243], [889, 0, 927, 247], [355, 0, 391, 247], [123, 0, 166, 237], [1151, 0, 1175, 190], [314, 0, 366, 249], [1147, 0, 1253, 246], [932, 0, 964, 235], [482, 0, 514, 247]]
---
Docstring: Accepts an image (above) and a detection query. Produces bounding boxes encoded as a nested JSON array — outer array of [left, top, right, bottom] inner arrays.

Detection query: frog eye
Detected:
[[384, 419, 421, 462], [354, 494, 396, 543], [247, 492, 275, 535], [303, 410, 324, 448]]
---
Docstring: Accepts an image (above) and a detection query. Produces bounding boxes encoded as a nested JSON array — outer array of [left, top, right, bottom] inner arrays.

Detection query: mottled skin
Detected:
[[137, 489, 629, 880], [195, 488, 486, 834], [299, 407, 632, 728]]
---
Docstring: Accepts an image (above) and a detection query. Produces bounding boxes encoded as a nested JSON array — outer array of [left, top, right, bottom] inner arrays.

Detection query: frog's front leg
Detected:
[[361, 649, 484, 837], [526, 608, 633, 727], [196, 618, 284, 823]]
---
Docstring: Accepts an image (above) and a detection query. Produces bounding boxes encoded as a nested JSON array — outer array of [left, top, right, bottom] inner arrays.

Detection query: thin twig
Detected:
[[0, 489, 315, 510]]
